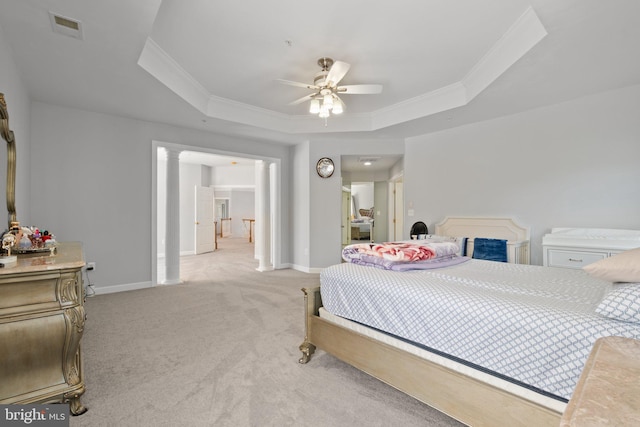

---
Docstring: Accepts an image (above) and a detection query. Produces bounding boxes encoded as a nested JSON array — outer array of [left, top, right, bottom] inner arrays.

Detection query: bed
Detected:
[[298, 217, 640, 426]]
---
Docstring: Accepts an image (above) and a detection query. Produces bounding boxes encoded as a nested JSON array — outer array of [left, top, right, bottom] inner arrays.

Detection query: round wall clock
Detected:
[[316, 157, 335, 178]]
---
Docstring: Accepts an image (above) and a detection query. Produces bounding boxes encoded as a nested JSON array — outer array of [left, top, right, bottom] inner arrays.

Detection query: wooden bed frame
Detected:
[[299, 217, 563, 426]]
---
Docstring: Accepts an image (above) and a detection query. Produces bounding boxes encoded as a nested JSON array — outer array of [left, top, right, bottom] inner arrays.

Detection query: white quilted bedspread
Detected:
[[320, 260, 640, 400]]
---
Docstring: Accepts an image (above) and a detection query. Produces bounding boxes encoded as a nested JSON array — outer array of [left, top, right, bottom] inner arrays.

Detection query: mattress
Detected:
[[320, 260, 640, 400], [318, 307, 567, 414]]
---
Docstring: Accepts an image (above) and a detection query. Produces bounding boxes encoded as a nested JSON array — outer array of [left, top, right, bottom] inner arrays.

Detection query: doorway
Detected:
[[152, 143, 280, 285]]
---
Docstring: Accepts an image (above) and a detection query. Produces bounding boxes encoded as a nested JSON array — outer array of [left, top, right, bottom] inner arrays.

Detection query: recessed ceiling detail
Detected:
[[138, 5, 546, 134]]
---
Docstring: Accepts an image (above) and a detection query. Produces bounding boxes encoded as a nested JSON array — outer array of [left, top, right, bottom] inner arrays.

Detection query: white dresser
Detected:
[[542, 228, 640, 269]]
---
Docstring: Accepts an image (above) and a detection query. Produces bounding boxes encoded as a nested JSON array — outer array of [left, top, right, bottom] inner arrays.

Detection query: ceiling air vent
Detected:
[[49, 12, 84, 40]]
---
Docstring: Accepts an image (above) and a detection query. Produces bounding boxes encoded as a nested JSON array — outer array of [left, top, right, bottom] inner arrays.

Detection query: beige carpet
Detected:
[[70, 238, 463, 427]]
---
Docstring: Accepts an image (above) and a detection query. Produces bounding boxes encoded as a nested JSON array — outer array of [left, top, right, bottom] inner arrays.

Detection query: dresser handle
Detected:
[[569, 258, 583, 262]]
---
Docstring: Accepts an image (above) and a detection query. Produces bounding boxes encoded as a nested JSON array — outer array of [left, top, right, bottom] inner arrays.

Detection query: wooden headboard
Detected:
[[435, 217, 530, 264]]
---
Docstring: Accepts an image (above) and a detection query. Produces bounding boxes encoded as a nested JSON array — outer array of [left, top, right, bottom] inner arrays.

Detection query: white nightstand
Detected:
[[542, 228, 640, 269]]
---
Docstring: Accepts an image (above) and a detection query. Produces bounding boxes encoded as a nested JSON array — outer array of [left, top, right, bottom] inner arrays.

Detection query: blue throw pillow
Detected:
[[472, 238, 508, 263]]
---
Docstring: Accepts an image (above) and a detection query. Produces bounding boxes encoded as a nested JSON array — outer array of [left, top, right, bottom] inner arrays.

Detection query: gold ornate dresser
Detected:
[[0, 242, 87, 414]]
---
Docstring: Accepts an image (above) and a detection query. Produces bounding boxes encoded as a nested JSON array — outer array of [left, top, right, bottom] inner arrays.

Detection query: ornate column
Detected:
[[269, 161, 280, 268], [163, 148, 181, 284], [256, 160, 273, 271]]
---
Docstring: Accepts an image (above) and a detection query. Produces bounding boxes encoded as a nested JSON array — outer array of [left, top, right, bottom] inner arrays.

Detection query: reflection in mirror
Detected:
[[0, 93, 20, 258], [0, 93, 16, 227]]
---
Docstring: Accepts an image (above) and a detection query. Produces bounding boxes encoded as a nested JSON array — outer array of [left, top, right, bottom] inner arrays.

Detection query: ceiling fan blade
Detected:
[[276, 79, 319, 91], [325, 61, 350, 87], [288, 93, 318, 106], [337, 84, 383, 94]]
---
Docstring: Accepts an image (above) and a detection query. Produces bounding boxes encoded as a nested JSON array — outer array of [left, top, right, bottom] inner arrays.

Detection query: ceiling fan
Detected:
[[277, 57, 382, 118]]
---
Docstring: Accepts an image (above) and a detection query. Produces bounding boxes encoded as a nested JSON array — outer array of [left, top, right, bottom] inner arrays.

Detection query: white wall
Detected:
[[29, 102, 292, 290], [228, 189, 255, 239], [212, 164, 254, 186], [0, 22, 31, 227], [404, 84, 640, 265]]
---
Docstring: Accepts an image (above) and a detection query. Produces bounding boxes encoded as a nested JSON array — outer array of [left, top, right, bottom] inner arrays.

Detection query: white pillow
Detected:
[[583, 247, 640, 283], [595, 283, 640, 323]]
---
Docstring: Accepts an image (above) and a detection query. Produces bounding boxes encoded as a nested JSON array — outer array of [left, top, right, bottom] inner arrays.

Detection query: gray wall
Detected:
[[29, 102, 292, 290], [300, 139, 405, 271], [4, 18, 640, 282], [404, 84, 640, 265], [291, 142, 310, 270]]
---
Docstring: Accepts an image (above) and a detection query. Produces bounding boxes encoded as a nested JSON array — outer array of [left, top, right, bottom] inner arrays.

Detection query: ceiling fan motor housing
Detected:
[[314, 71, 329, 88], [317, 57, 334, 70]]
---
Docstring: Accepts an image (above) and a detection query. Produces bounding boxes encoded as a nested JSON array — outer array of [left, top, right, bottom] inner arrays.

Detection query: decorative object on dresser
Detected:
[[542, 228, 640, 269]]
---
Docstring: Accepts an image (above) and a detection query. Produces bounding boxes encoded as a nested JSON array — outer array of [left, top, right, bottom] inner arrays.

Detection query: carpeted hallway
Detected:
[[70, 238, 463, 427]]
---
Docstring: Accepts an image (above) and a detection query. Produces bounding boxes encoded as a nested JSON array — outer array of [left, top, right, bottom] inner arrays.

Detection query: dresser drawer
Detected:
[[547, 249, 607, 269]]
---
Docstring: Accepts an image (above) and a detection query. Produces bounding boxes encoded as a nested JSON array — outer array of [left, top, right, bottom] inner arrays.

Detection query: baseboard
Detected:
[[290, 264, 323, 274], [90, 281, 153, 295]]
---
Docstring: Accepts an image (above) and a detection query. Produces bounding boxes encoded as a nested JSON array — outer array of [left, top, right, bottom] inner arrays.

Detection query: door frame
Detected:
[[389, 173, 404, 241], [151, 140, 282, 285]]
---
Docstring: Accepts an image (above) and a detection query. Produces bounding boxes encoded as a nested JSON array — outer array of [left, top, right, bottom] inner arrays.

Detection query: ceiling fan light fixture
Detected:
[[332, 99, 343, 114], [279, 57, 382, 122], [309, 99, 320, 114]]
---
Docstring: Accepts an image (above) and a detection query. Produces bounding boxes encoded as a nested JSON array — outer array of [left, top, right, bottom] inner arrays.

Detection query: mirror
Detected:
[[0, 93, 16, 228]]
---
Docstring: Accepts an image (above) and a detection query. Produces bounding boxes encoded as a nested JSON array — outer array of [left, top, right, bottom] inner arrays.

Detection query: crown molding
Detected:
[[138, 6, 546, 134]]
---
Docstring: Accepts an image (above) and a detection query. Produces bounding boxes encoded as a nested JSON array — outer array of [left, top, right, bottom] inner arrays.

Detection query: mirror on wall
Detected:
[[341, 154, 403, 245], [0, 93, 16, 228], [350, 182, 375, 243]]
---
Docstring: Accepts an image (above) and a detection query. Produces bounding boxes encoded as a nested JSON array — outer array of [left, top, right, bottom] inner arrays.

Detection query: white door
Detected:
[[195, 186, 215, 254]]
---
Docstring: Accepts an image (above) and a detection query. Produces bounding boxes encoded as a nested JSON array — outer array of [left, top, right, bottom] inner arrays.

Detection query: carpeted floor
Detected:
[[70, 238, 464, 427]]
